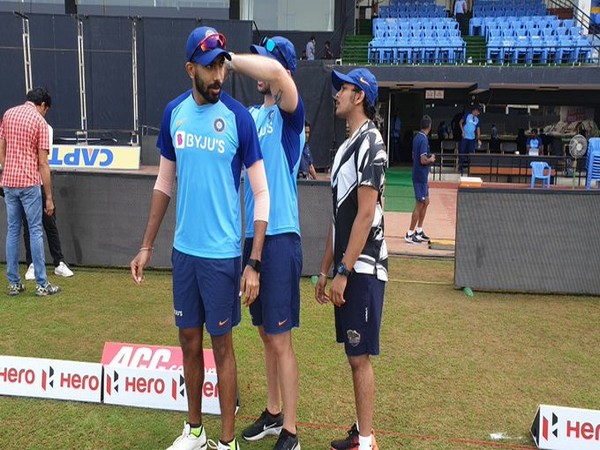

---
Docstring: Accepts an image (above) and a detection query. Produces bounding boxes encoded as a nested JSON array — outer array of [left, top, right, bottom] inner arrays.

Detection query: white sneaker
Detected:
[[25, 263, 35, 281], [207, 438, 240, 450], [167, 422, 207, 450], [54, 261, 74, 277]]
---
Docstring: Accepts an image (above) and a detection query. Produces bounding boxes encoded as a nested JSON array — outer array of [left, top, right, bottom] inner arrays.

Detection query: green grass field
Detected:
[[1, 258, 599, 449], [384, 167, 415, 213]]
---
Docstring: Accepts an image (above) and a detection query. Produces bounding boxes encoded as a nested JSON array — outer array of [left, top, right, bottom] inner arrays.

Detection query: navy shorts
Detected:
[[335, 273, 385, 356], [172, 248, 241, 336], [413, 182, 429, 202], [243, 233, 302, 335]]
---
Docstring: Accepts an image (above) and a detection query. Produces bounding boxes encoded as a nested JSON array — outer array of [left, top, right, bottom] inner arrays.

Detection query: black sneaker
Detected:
[[404, 232, 420, 244], [416, 230, 431, 242], [242, 409, 283, 441], [35, 283, 61, 297], [274, 428, 300, 450], [330, 424, 359, 450], [8, 282, 25, 296]]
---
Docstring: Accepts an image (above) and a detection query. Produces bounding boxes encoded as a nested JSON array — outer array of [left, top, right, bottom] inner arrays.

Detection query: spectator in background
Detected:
[[490, 123, 501, 152], [0, 87, 61, 297], [451, 107, 465, 152], [299, 121, 317, 180], [516, 128, 527, 154], [323, 40, 334, 59], [405, 115, 436, 244], [454, 0, 467, 33], [306, 36, 316, 60], [459, 104, 481, 174], [527, 128, 543, 156]]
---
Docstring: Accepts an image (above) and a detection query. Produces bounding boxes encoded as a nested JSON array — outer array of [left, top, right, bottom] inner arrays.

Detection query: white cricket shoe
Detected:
[[54, 261, 74, 277], [25, 263, 35, 281], [167, 422, 207, 450]]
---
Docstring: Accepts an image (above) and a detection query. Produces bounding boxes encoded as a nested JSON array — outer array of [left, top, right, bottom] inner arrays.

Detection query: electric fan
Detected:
[[568, 134, 588, 187]]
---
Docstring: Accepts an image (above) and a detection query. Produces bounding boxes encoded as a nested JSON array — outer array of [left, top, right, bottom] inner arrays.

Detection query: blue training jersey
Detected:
[[245, 97, 305, 237], [412, 131, 430, 183], [157, 90, 262, 258], [462, 113, 480, 140]]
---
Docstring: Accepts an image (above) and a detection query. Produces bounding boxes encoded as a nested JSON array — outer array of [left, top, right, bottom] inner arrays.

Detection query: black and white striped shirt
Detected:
[[331, 120, 388, 282]]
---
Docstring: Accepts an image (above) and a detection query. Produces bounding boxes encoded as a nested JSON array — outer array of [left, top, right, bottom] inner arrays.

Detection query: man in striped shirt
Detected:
[[0, 87, 61, 297]]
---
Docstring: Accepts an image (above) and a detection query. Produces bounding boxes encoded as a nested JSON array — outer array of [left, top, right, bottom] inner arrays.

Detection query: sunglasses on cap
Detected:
[[259, 36, 287, 68], [190, 32, 227, 62]]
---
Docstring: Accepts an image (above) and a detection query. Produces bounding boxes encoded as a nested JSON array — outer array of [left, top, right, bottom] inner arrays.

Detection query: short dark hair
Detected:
[[420, 115, 432, 130], [310, 35, 316, 41], [305, 120, 311, 128], [26, 87, 52, 108], [532, 128, 538, 134]]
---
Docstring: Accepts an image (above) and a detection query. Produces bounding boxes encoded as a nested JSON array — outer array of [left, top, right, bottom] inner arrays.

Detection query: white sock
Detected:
[[407, 230, 414, 236], [416, 227, 423, 233], [358, 434, 373, 450]]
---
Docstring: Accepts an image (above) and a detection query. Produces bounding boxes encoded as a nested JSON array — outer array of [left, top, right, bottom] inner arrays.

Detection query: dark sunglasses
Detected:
[[259, 36, 288, 69], [190, 32, 227, 62]]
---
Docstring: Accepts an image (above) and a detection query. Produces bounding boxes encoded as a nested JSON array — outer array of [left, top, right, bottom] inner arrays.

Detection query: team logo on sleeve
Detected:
[[214, 118, 225, 133], [175, 131, 185, 149]]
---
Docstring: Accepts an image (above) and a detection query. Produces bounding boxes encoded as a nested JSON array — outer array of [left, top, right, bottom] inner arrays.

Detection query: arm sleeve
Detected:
[[246, 159, 270, 223], [153, 156, 176, 197]]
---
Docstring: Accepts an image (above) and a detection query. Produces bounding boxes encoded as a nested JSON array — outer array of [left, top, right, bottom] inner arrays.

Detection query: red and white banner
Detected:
[[0, 355, 102, 403], [101, 342, 222, 414], [531, 404, 600, 449]]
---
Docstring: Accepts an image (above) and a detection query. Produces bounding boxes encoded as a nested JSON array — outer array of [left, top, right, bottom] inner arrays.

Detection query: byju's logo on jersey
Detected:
[[174, 131, 225, 154], [175, 131, 186, 149], [214, 118, 225, 133]]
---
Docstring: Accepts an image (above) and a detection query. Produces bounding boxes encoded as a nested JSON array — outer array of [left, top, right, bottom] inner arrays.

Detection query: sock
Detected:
[[188, 423, 203, 438], [266, 408, 282, 418], [416, 227, 423, 233], [358, 434, 373, 450], [281, 428, 297, 438], [406, 230, 414, 236], [220, 438, 236, 447]]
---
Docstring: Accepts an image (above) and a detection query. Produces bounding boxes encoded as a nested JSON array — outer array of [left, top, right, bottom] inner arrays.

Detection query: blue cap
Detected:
[[250, 36, 297, 75], [332, 68, 378, 107], [186, 26, 231, 66]]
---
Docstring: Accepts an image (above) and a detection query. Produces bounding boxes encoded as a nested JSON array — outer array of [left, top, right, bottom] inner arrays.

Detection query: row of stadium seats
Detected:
[[470, 16, 579, 37], [373, 18, 460, 39], [368, 37, 466, 64], [473, 0, 546, 17], [387, 0, 437, 5], [370, 17, 465, 64], [486, 35, 594, 64], [378, 4, 446, 18]]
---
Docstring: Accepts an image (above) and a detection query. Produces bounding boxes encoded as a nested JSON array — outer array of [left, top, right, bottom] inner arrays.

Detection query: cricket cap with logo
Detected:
[[250, 36, 297, 75], [186, 26, 231, 66], [332, 68, 378, 107]]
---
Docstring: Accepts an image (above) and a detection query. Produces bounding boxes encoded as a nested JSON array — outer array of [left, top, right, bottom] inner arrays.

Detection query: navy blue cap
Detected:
[[186, 26, 230, 66], [332, 68, 378, 107], [250, 36, 297, 75]]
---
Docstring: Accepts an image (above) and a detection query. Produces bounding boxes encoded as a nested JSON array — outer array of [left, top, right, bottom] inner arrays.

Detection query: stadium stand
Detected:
[[470, 0, 595, 65], [369, 17, 466, 64]]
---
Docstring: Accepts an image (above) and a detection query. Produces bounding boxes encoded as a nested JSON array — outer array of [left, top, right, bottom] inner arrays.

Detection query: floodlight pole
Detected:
[[14, 12, 33, 94], [130, 16, 140, 146], [76, 16, 88, 142]]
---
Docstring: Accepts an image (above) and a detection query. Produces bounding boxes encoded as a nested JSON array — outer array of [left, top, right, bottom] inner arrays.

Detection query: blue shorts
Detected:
[[413, 182, 429, 202], [243, 233, 302, 335], [335, 273, 385, 356], [172, 248, 241, 336]]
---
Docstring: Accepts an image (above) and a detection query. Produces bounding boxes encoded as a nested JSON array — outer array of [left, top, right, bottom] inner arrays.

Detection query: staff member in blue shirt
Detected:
[[459, 104, 481, 174], [405, 115, 436, 244], [130, 26, 270, 450]]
